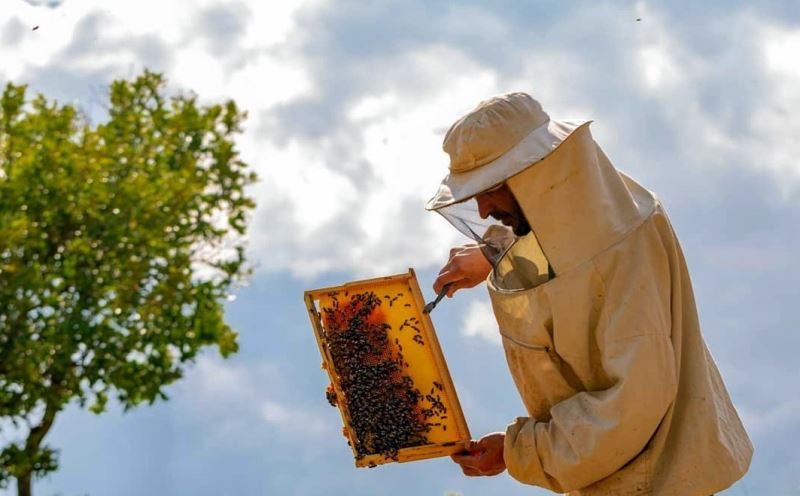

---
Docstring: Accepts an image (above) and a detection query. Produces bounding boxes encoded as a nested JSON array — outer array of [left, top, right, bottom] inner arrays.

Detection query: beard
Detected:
[[511, 219, 532, 236], [490, 209, 531, 236]]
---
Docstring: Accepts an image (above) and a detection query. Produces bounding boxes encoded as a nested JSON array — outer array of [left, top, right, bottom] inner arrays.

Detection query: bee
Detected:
[[320, 288, 436, 460]]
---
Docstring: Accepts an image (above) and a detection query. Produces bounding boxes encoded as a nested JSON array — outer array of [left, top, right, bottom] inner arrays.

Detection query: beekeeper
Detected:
[[428, 92, 753, 495]]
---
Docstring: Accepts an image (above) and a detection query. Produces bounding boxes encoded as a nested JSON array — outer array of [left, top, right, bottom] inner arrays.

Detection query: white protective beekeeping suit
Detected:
[[426, 93, 753, 495]]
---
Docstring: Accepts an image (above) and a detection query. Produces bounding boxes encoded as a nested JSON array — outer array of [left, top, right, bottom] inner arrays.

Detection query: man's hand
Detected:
[[451, 432, 506, 477], [433, 244, 491, 298]]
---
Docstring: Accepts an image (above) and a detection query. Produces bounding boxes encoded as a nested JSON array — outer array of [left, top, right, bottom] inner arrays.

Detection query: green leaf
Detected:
[[0, 71, 257, 484]]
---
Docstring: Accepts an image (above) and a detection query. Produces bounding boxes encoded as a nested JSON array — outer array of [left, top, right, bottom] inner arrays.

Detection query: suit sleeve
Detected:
[[503, 259, 678, 491]]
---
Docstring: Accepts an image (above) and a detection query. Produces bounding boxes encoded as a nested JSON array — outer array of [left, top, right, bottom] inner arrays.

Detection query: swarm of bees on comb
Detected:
[[321, 290, 449, 464]]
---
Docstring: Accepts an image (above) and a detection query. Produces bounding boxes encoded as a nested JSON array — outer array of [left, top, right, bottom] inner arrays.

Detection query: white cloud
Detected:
[[632, 3, 691, 92], [462, 299, 500, 345], [0, 0, 319, 95], [3, 0, 502, 280], [175, 354, 333, 448], [764, 26, 800, 79], [1, 2, 798, 495], [347, 93, 399, 122], [227, 54, 312, 112], [638, 44, 684, 91], [248, 45, 499, 278], [239, 0, 323, 48], [261, 400, 329, 436], [752, 24, 800, 193], [4, 0, 798, 286], [571, 8, 800, 197], [738, 397, 800, 438]]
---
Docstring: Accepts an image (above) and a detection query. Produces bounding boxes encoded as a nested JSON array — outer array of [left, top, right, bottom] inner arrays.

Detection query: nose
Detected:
[[476, 194, 492, 219]]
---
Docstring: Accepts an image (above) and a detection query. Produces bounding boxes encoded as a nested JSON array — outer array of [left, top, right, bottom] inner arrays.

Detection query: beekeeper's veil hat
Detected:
[[426, 92, 589, 273]]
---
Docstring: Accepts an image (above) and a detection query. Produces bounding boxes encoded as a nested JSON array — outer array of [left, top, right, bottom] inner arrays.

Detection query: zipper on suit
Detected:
[[499, 330, 550, 352]]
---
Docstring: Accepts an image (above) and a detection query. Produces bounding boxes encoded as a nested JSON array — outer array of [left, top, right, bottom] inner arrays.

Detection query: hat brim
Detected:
[[425, 119, 592, 211]]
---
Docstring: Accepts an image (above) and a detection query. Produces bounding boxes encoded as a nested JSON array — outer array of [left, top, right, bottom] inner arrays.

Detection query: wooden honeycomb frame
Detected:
[[304, 268, 470, 467]]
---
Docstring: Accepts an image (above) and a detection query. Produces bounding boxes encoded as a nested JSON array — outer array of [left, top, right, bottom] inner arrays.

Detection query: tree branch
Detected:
[[24, 398, 57, 456]]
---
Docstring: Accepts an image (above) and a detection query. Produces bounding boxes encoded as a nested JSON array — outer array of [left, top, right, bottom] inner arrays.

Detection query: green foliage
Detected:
[[0, 444, 57, 484], [0, 71, 257, 489]]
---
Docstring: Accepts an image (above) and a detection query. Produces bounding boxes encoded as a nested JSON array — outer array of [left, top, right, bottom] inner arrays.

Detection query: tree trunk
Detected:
[[17, 472, 32, 496], [16, 399, 59, 496]]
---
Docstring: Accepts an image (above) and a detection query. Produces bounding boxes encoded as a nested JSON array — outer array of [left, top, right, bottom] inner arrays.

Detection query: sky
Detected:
[[2, 0, 799, 494]]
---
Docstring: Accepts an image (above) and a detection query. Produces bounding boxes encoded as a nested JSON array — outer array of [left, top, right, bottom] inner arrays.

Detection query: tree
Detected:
[[0, 71, 257, 495]]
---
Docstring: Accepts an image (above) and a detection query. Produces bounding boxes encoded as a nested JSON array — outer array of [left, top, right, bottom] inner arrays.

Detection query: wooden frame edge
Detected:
[[407, 268, 472, 443], [303, 291, 360, 460]]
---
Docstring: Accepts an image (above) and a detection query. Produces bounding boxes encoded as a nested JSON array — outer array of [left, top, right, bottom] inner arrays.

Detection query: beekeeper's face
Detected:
[[475, 183, 531, 236]]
